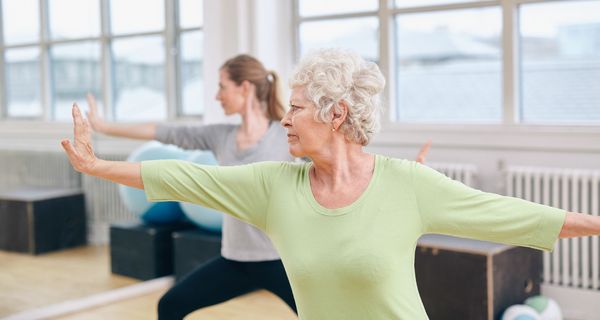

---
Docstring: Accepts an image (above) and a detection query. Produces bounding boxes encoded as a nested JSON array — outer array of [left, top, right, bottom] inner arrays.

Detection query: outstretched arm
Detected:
[[86, 93, 157, 140], [559, 212, 600, 238], [62, 104, 144, 189]]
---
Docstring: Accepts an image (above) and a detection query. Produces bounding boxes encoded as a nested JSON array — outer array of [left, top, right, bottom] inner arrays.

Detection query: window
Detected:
[[179, 0, 204, 116], [395, 8, 502, 122], [294, 0, 600, 125], [0, 0, 204, 121], [5, 48, 41, 117], [520, 0, 600, 123], [296, 0, 379, 62], [50, 42, 101, 121]]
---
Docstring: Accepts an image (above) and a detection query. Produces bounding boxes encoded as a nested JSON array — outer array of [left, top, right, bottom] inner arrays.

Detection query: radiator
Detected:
[[0, 150, 80, 188], [429, 162, 477, 187], [506, 166, 600, 291], [83, 153, 135, 244]]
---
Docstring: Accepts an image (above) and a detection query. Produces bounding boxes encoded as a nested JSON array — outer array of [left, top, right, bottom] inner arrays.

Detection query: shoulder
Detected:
[[376, 155, 413, 172], [252, 160, 306, 174], [200, 123, 237, 134]]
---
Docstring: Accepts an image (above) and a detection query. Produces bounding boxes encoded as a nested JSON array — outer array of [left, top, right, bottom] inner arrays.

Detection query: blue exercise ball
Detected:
[[180, 151, 224, 232], [118, 141, 190, 224]]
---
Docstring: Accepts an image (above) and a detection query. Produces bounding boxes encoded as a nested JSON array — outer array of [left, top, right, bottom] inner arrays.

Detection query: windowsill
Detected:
[[373, 122, 600, 153], [1, 120, 599, 153]]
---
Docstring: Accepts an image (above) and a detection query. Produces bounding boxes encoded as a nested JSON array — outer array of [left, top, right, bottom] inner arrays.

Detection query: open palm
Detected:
[[61, 103, 98, 174]]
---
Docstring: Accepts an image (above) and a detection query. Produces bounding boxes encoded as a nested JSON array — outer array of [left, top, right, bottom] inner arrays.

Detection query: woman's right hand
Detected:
[[62, 103, 99, 175], [86, 93, 106, 133]]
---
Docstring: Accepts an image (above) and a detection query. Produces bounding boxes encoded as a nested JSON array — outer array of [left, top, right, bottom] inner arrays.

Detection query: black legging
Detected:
[[158, 256, 297, 319]]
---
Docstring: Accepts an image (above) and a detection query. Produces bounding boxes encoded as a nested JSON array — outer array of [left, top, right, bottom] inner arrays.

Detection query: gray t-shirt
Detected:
[[155, 122, 293, 261]]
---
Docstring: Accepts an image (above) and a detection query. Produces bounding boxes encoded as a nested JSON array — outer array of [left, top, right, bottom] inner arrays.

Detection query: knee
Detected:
[[157, 291, 182, 320]]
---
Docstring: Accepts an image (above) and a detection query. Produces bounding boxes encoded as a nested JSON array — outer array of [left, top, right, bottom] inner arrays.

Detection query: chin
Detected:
[[288, 146, 304, 158]]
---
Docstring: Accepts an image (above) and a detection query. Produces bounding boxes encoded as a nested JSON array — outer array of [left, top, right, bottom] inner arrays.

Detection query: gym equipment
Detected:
[[180, 151, 224, 232], [118, 141, 188, 224]]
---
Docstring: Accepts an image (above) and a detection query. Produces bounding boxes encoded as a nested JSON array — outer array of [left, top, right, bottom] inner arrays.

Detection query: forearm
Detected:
[[98, 123, 157, 140], [90, 159, 144, 189], [559, 212, 600, 238]]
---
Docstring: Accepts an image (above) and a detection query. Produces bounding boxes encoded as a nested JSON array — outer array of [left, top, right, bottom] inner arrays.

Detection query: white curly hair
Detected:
[[290, 48, 385, 146]]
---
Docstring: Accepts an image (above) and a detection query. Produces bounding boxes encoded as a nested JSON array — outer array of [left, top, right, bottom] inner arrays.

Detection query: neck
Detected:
[[309, 141, 374, 189], [239, 100, 270, 136]]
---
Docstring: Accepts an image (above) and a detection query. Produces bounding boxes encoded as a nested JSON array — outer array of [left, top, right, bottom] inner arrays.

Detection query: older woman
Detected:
[[62, 49, 600, 320]]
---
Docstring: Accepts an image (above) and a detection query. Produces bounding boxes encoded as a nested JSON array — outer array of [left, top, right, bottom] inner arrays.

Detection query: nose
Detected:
[[281, 109, 292, 128]]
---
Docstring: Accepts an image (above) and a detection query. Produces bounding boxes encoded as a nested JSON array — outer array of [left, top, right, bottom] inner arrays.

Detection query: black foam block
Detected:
[[172, 228, 222, 281], [415, 234, 542, 320], [110, 221, 195, 280], [0, 187, 86, 254]]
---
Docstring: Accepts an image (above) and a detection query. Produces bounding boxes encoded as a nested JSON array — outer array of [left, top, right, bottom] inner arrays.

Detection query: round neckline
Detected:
[[302, 154, 381, 216]]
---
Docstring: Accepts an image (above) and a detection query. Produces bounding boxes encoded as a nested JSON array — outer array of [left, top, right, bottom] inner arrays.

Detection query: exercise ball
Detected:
[[180, 151, 223, 232], [525, 296, 563, 320], [119, 141, 189, 224], [502, 304, 541, 320]]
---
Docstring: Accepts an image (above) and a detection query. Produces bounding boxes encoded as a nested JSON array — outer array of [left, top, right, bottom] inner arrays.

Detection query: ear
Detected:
[[241, 80, 256, 98], [332, 100, 349, 130]]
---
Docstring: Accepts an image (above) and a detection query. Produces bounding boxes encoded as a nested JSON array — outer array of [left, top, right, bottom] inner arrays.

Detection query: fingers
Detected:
[[61, 139, 81, 169], [61, 139, 76, 158], [416, 140, 432, 164], [86, 93, 97, 114], [72, 103, 92, 147]]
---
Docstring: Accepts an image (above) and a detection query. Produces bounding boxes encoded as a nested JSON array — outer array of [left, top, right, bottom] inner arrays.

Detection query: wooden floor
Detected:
[[0, 245, 297, 320]]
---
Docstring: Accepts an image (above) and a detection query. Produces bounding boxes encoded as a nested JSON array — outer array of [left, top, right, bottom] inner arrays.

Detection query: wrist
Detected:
[[88, 158, 106, 177]]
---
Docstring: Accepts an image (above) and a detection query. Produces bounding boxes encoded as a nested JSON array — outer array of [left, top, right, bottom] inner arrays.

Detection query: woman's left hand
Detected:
[[61, 103, 99, 175], [416, 140, 432, 164]]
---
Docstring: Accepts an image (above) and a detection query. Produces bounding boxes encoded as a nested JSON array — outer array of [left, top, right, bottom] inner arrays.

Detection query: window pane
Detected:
[[1, 0, 39, 45], [51, 42, 102, 121], [395, 8, 502, 122], [180, 31, 204, 115], [395, 0, 483, 8], [112, 36, 166, 121], [299, 0, 377, 17], [49, 0, 100, 40], [520, 0, 600, 123], [5, 48, 41, 117], [179, 0, 203, 29], [299, 17, 379, 62], [110, 0, 164, 35]]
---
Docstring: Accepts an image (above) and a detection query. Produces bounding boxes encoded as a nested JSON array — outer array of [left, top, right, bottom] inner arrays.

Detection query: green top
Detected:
[[141, 155, 566, 320]]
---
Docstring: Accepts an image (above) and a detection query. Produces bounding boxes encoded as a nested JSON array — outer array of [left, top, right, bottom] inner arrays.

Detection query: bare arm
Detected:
[[559, 212, 600, 238], [62, 104, 144, 189], [86, 93, 157, 140]]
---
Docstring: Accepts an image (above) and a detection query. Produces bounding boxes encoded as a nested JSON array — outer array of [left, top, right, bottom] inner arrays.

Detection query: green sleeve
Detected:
[[141, 159, 278, 230], [411, 162, 566, 251]]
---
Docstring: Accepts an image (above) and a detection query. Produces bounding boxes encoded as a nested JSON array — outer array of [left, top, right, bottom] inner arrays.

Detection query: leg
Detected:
[[158, 256, 255, 320], [245, 259, 297, 314]]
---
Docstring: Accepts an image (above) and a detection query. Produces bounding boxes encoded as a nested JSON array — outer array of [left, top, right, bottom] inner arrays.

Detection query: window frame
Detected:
[[292, 0, 600, 128], [0, 0, 204, 122]]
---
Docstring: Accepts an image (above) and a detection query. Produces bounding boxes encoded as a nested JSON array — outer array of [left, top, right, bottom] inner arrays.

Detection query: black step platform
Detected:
[[0, 187, 86, 254], [172, 228, 222, 281], [416, 234, 542, 320], [110, 221, 195, 280]]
